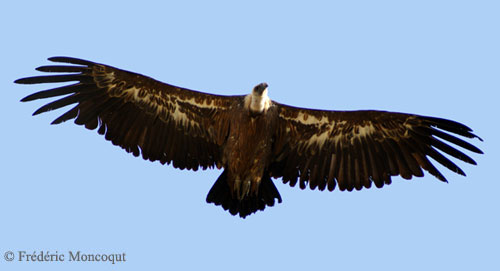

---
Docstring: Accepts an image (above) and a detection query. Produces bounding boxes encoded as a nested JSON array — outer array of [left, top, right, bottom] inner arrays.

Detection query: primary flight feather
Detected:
[[16, 57, 483, 218]]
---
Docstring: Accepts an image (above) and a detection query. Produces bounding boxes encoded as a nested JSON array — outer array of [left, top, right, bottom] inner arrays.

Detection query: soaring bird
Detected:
[[16, 57, 483, 218]]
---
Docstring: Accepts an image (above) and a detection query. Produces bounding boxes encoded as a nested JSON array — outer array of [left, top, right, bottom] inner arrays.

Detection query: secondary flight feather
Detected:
[[16, 57, 483, 218]]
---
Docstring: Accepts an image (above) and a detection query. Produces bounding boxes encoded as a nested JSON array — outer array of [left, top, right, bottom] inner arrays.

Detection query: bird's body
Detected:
[[16, 57, 483, 218], [207, 97, 282, 215], [223, 98, 277, 200]]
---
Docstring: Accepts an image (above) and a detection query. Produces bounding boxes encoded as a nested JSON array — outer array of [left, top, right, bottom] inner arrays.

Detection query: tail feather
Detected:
[[206, 170, 282, 218]]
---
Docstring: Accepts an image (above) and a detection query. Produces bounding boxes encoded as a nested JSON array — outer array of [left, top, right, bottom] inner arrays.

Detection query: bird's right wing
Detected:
[[16, 57, 240, 170]]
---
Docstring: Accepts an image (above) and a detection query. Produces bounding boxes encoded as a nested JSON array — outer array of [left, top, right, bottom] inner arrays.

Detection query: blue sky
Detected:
[[1, 1, 498, 270]]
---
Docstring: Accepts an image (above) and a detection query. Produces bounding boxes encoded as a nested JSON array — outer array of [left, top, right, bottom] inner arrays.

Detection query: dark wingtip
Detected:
[[433, 170, 448, 183], [467, 130, 483, 142], [20, 89, 52, 102], [14, 77, 34, 84], [20, 95, 33, 102], [420, 116, 484, 146], [48, 56, 94, 66], [32, 107, 47, 116], [439, 175, 449, 183], [456, 167, 466, 177], [421, 116, 473, 131]]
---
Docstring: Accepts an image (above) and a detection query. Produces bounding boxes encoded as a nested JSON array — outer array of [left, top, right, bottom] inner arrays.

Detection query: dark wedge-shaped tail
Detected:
[[206, 170, 282, 218]]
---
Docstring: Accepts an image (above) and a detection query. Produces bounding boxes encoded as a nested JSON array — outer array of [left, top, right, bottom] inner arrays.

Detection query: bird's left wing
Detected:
[[16, 57, 238, 170], [270, 103, 483, 191]]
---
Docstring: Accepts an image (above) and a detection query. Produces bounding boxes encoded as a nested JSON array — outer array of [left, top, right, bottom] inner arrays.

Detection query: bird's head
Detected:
[[246, 82, 271, 114], [252, 82, 268, 96]]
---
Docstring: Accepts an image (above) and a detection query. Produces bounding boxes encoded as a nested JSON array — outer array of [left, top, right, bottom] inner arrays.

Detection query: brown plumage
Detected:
[[16, 57, 483, 218]]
